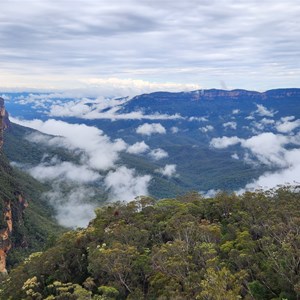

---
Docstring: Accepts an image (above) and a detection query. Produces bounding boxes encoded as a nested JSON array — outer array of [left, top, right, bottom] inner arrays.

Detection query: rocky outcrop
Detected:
[[0, 97, 10, 150]]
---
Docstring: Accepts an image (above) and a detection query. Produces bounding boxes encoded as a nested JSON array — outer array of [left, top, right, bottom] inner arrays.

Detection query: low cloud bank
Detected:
[[11, 117, 127, 170], [211, 130, 300, 191], [11, 117, 154, 227], [28, 160, 101, 183], [275, 116, 300, 133], [104, 166, 152, 202], [14, 92, 184, 120], [44, 184, 97, 228]]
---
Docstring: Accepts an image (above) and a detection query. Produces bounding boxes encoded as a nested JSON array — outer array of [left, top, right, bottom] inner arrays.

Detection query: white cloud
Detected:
[[212, 132, 292, 168], [48, 95, 183, 120], [44, 184, 96, 228], [156, 164, 177, 178], [210, 136, 242, 149], [232, 109, 240, 114], [49, 99, 103, 118], [16, 93, 67, 109], [276, 117, 300, 133], [0, 94, 10, 101], [104, 166, 151, 202], [200, 189, 221, 198], [252, 122, 265, 131], [255, 104, 276, 117], [223, 121, 237, 130], [126, 141, 149, 154], [28, 161, 101, 183], [241, 148, 300, 192], [231, 153, 239, 160], [261, 118, 275, 125], [81, 78, 201, 97], [149, 148, 168, 160], [171, 126, 179, 133], [253, 118, 275, 131], [10, 116, 158, 226], [282, 116, 296, 122], [189, 116, 208, 122], [136, 123, 166, 136], [199, 125, 214, 133], [212, 130, 300, 192], [241, 132, 289, 167], [11, 117, 127, 170]]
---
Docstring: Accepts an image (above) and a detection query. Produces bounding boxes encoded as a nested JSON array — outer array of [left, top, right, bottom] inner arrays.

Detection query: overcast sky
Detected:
[[1, 0, 300, 93]]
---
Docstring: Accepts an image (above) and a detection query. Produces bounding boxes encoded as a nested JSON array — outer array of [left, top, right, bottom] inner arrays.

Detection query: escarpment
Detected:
[[0, 98, 28, 276]]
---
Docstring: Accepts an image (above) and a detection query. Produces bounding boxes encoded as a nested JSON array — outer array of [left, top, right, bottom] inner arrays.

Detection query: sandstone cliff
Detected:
[[0, 97, 27, 276]]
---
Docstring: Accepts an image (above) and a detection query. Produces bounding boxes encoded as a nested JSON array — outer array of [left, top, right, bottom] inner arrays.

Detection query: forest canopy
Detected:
[[1, 186, 300, 300]]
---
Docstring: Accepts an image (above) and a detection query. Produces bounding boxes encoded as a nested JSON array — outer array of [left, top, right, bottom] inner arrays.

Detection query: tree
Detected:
[[197, 267, 246, 300]]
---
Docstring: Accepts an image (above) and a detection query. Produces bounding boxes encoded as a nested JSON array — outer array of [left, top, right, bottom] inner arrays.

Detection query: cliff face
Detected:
[[0, 97, 10, 150], [0, 98, 27, 276]]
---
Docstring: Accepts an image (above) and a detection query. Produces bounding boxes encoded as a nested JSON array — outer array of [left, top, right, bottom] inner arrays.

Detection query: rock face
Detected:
[[0, 98, 27, 276], [0, 97, 10, 150]]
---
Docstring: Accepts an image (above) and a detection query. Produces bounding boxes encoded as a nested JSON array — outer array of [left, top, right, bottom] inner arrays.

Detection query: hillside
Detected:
[[3, 122, 262, 199], [0, 98, 63, 275], [1, 187, 300, 299]]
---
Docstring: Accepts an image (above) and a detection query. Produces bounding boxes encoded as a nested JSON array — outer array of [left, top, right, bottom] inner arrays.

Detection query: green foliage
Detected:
[[1, 187, 300, 299], [0, 150, 63, 269], [248, 280, 268, 300], [197, 267, 246, 300]]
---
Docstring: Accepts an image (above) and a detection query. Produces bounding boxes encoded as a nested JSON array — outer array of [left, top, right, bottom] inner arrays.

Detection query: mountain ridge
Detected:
[[129, 87, 300, 101]]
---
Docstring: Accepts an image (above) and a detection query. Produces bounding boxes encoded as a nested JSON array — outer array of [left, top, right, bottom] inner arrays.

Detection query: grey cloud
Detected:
[[1, 0, 300, 90]]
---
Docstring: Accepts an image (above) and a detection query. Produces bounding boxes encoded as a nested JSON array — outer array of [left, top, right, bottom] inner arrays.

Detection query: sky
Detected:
[[1, 0, 300, 94]]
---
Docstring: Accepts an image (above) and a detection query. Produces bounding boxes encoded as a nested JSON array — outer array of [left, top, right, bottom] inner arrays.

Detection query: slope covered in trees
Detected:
[[1, 188, 300, 299], [0, 97, 63, 274]]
